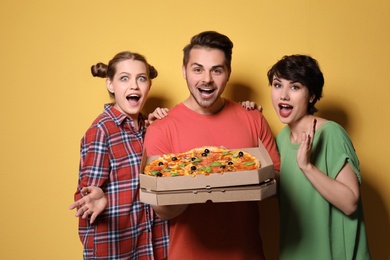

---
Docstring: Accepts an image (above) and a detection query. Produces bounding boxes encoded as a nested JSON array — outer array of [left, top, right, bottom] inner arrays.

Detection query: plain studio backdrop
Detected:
[[0, 0, 389, 259]]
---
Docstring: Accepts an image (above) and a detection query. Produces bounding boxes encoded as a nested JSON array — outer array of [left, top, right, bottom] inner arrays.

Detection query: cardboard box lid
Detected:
[[140, 179, 276, 206], [140, 141, 275, 191]]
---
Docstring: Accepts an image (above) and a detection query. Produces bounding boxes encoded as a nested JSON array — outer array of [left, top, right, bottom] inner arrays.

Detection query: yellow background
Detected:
[[1, 0, 389, 259]]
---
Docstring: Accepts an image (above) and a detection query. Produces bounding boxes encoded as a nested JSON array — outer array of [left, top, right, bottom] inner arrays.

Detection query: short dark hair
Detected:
[[267, 55, 324, 114], [183, 31, 233, 72]]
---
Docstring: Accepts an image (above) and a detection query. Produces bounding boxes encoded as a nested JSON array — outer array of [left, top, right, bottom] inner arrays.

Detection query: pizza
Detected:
[[144, 146, 260, 177]]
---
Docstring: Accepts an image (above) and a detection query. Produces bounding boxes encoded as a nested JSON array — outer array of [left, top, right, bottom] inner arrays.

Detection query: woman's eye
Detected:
[[138, 76, 147, 82], [120, 76, 129, 81]]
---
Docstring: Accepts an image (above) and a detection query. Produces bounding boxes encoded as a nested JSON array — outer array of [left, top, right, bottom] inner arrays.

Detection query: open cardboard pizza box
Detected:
[[139, 141, 276, 205]]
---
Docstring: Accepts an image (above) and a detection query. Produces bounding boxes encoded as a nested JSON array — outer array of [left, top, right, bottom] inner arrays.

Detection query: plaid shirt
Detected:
[[74, 104, 169, 260]]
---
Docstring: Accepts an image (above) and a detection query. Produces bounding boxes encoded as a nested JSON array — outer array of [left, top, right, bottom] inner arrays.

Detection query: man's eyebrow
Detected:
[[189, 63, 225, 69], [211, 65, 224, 69], [190, 62, 204, 67]]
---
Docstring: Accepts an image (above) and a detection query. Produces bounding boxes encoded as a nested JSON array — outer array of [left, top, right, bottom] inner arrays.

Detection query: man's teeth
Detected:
[[200, 88, 214, 93]]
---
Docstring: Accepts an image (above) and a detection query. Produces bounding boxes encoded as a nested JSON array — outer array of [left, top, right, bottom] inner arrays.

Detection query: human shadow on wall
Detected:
[[143, 96, 171, 115], [317, 106, 349, 131], [317, 104, 390, 259], [223, 81, 265, 105], [360, 173, 390, 259]]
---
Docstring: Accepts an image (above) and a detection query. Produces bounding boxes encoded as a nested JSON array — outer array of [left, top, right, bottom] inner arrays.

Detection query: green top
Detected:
[[277, 121, 371, 260]]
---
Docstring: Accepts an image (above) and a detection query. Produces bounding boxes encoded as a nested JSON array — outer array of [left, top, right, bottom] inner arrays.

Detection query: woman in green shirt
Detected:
[[267, 55, 371, 259]]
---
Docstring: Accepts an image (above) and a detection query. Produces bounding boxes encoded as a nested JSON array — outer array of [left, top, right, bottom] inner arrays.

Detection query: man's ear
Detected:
[[309, 95, 315, 103], [106, 78, 114, 93], [182, 65, 187, 79]]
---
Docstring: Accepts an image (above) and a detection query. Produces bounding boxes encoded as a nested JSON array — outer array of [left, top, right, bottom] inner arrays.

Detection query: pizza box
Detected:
[[139, 141, 275, 192], [140, 179, 276, 205]]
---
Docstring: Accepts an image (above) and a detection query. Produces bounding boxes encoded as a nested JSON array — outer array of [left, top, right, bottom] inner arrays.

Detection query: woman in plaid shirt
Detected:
[[69, 51, 168, 259]]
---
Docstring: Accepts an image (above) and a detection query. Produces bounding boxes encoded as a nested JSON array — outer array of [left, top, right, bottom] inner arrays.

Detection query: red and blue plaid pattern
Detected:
[[74, 104, 168, 259]]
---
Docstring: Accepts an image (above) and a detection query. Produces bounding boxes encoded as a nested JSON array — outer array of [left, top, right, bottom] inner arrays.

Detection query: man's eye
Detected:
[[193, 68, 202, 73], [212, 69, 222, 74]]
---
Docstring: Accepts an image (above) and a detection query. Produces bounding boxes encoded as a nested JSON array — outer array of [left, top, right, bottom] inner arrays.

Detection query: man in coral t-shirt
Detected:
[[144, 31, 280, 260]]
